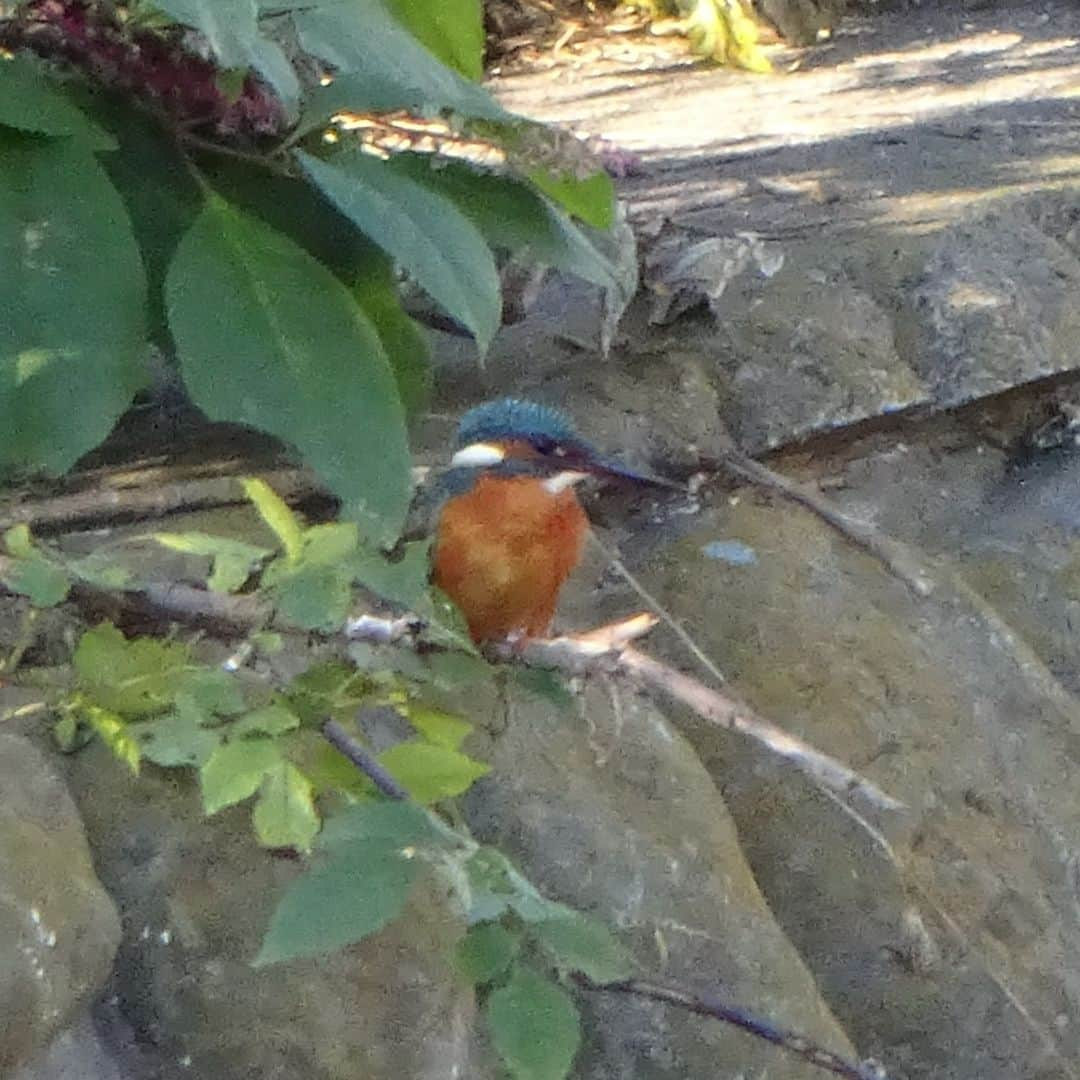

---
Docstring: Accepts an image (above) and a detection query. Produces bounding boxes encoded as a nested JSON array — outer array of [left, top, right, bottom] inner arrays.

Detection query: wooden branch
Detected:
[[321, 720, 894, 1080]]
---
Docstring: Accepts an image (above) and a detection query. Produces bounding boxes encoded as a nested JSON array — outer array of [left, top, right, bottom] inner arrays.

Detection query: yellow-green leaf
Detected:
[[200, 738, 281, 815], [242, 478, 305, 563], [80, 702, 141, 775], [253, 761, 320, 851], [378, 741, 489, 804], [407, 706, 471, 751]]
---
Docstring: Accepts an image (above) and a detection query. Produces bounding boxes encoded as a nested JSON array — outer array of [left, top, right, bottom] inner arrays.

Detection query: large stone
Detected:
[[54, 742, 476, 1080], [463, 680, 859, 1078], [0, 734, 121, 1075]]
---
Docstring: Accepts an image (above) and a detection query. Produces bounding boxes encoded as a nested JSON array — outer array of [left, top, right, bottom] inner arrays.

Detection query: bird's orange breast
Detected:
[[432, 473, 589, 643]]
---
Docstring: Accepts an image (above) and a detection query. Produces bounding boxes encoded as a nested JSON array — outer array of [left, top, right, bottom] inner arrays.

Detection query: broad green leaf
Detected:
[[253, 761, 320, 850], [73, 624, 191, 718], [455, 922, 520, 986], [0, 55, 115, 148], [137, 694, 222, 767], [241, 478, 305, 563], [4, 524, 33, 558], [2, 555, 70, 607], [80, 702, 141, 775], [0, 136, 146, 474], [354, 257, 432, 416], [317, 798, 442, 854], [302, 521, 359, 566], [487, 966, 581, 1080], [530, 915, 633, 983], [231, 701, 301, 738], [167, 201, 411, 543], [385, 0, 484, 81], [179, 668, 247, 715], [298, 150, 500, 354], [384, 156, 617, 292], [200, 738, 282, 814], [152, 530, 271, 593], [526, 169, 614, 232], [272, 564, 354, 631], [407, 706, 471, 751], [255, 846, 418, 965], [296, 0, 509, 127], [378, 741, 489, 804], [351, 540, 430, 609]]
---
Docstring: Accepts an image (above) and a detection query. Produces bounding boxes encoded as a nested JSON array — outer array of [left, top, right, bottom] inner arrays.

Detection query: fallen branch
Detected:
[[321, 719, 893, 1080]]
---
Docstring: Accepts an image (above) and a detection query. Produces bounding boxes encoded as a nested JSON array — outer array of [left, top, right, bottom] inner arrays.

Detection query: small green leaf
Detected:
[[272, 564, 354, 631], [284, 661, 372, 725], [407, 706, 471, 751], [253, 761, 320, 851], [351, 540, 430, 609], [378, 741, 489, 804], [487, 966, 581, 1080], [455, 922, 520, 986], [298, 150, 500, 354], [231, 701, 301, 738], [529, 914, 633, 983], [137, 694, 222, 767], [179, 668, 247, 716], [526, 168, 615, 231], [255, 846, 418, 965], [302, 521, 359, 566], [200, 738, 282, 815], [385, 0, 484, 80], [0, 55, 115, 148], [2, 555, 70, 607], [73, 624, 191, 718], [4, 524, 33, 558], [241, 478, 305, 563], [317, 798, 442, 854], [80, 702, 141, 775], [152, 530, 271, 592]]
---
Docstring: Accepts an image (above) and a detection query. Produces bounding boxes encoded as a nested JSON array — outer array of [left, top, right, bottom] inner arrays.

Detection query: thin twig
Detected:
[[574, 974, 890, 1080], [322, 719, 410, 801]]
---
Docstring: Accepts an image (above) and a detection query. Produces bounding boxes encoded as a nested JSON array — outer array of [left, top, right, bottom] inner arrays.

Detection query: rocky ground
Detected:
[[5, 1, 1080, 1078]]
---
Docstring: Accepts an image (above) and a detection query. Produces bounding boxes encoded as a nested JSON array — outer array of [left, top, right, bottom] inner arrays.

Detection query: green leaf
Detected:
[[298, 150, 500, 354], [179, 668, 247, 715], [2, 554, 70, 607], [385, 156, 617, 291], [407, 706, 471, 751], [529, 915, 633, 983], [284, 661, 372, 725], [487, 966, 581, 1080], [3, 524, 33, 558], [241, 478, 305, 563], [231, 701, 301, 737], [526, 168, 615, 232], [137, 694, 222, 767], [354, 256, 432, 416], [455, 922, 520, 986], [152, 530, 271, 593], [167, 200, 411, 543], [377, 741, 489, 804], [0, 136, 146, 474], [80, 702, 142, 775], [384, 0, 484, 81], [272, 564, 354, 631], [317, 798, 442, 854], [351, 540, 430, 609], [255, 845, 418, 965], [73, 624, 192, 718], [297, 0, 509, 126], [301, 521, 359, 566], [0, 55, 115, 148], [253, 761, 320, 851], [200, 738, 282, 814]]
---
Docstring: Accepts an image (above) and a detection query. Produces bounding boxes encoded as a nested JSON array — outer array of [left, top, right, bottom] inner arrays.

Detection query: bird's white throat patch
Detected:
[[542, 471, 589, 494]]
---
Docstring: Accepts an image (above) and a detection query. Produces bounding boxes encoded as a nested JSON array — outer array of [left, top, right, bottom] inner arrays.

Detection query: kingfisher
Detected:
[[431, 398, 671, 644]]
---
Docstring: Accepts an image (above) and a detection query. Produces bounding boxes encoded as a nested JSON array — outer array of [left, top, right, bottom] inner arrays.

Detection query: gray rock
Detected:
[[0, 734, 120, 1075], [463, 680, 859, 1078], [911, 201, 1080, 406]]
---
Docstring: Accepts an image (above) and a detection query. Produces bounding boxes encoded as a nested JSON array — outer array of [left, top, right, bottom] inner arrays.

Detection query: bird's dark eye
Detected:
[[532, 435, 558, 455]]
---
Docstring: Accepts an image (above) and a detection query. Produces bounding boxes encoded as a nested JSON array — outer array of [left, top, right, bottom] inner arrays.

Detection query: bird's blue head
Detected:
[[450, 398, 677, 489]]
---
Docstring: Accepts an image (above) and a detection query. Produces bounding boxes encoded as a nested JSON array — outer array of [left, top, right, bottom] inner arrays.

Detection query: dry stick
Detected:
[[320, 718, 892, 1080]]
